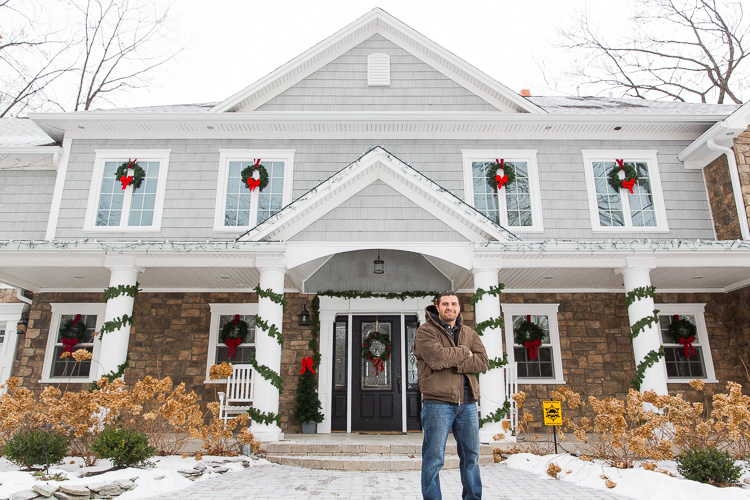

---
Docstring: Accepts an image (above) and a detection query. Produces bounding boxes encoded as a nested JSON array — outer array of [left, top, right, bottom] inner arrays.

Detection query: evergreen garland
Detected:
[[469, 284, 505, 307], [629, 311, 661, 341], [253, 315, 283, 345], [255, 285, 288, 311], [319, 290, 439, 302], [486, 354, 509, 371], [310, 295, 321, 368], [103, 283, 141, 301], [625, 286, 665, 391], [624, 286, 655, 308], [475, 316, 504, 337], [478, 400, 511, 428], [247, 407, 281, 427], [631, 347, 665, 390], [90, 355, 130, 392], [247, 354, 284, 393], [98, 314, 134, 341]]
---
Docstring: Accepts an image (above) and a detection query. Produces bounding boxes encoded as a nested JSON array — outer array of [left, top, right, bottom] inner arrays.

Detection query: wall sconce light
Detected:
[[16, 312, 28, 335], [299, 305, 310, 326], [373, 251, 384, 274]]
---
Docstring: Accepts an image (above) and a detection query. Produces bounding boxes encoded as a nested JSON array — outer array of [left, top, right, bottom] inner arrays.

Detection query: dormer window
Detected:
[[367, 53, 390, 86]]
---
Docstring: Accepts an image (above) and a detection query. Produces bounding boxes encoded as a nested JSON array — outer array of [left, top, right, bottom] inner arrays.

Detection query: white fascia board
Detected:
[[678, 101, 750, 165], [0, 146, 62, 156]]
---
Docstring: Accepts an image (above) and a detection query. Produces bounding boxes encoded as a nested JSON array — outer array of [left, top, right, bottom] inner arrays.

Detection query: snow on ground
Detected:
[[0, 454, 270, 499], [504, 453, 750, 499]]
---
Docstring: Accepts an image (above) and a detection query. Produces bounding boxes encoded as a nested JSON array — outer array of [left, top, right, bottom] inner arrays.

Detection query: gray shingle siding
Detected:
[[52, 137, 715, 242], [0, 170, 55, 239]]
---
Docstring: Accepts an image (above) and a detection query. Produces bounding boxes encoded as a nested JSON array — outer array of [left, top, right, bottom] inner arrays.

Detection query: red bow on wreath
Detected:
[[225, 337, 242, 359], [246, 159, 262, 191], [62, 337, 79, 355], [525, 339, 541, 360], [120, 175, 134, 189], [370, 356, 385, 376], [494, 159, 509, 189], [679, 336, 696, 358], [623, 178, 636, 194], [301, 356, 316, 375]]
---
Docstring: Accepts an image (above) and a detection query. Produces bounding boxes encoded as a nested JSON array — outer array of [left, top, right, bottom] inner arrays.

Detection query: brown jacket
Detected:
[[413, 304, 489, 404]]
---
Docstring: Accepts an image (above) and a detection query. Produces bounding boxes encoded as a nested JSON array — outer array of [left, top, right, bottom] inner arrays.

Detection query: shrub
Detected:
[[3, 428, 70, 471], [91, 427, 156, 468], [676, 447, 742, 485]]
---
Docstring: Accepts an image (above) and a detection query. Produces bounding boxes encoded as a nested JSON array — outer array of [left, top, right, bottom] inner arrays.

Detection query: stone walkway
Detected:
[[150, 461, 630, 499]]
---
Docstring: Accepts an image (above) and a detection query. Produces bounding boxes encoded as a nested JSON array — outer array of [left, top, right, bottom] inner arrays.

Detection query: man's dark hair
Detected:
[[436, 290, 460, 307]]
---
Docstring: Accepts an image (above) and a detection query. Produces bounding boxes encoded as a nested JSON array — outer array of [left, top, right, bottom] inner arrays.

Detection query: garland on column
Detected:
[[253, 285, 287, 346], [89, 355, 130, 392], [624, 286, 665, 390], [98, 283, 140, 341]]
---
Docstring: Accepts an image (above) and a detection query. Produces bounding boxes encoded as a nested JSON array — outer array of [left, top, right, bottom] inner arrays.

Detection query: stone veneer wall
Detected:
[[704, 153, 741, 240], [0, 288, 26, 303], [13, 291, 316, 434], [734, 129, 750, 232]]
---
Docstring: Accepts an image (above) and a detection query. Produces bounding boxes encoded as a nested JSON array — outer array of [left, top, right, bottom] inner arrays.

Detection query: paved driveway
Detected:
[[151, 462, 630, 499]]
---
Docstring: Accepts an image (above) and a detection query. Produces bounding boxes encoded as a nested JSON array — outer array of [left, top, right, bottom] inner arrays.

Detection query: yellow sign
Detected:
[[543, 401, 562, 426]]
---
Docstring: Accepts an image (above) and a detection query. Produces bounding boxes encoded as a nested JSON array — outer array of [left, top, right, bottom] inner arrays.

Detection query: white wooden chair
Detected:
[[218, 364, 254, 423]]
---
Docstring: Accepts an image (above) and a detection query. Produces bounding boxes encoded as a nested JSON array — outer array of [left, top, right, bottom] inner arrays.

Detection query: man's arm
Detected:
[[414, 326, 471, 371], [455, 329, 489, 374]]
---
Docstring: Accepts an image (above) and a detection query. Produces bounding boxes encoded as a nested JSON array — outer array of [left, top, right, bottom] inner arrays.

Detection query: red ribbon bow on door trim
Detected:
[[301, 356, 315, 375]]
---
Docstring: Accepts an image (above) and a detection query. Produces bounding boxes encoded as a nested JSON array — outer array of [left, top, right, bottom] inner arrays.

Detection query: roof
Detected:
[[0, 118, 56, 147], [527, 96, 739, 116]]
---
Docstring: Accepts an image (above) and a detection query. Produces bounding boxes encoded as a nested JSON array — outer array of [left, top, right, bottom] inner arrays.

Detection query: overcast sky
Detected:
[[120, 0, 635, 108]]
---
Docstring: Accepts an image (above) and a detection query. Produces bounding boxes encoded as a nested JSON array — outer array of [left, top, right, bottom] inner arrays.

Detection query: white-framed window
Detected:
[[581, 150, 668, 232], [84, 150, 171, 231], [501, 303, 564, 384], [42, 303, 105, 383], [214, 149, 294, 231], [462, 150, 543, 232], [205, 303, 258, 382], [655, 303, 717, 383]]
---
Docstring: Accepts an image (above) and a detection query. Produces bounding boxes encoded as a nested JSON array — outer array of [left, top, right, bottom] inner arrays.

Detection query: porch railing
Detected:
[[505, 362, 518, 432]]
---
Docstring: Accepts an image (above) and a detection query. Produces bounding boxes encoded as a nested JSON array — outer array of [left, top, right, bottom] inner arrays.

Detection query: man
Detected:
[[413, 290, 488, 500]]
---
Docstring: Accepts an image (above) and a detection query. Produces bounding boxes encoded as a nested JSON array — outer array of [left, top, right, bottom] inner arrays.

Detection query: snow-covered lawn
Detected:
[[0, 454, 270, 499], [504, 452, 750, 499]]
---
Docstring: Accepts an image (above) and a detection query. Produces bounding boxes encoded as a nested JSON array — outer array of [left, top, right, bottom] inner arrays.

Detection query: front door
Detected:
[[351, 315, 402, 431]]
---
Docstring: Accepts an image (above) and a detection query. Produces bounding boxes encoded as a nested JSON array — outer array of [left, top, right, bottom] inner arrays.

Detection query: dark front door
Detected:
[[351, 315, 402, 431]]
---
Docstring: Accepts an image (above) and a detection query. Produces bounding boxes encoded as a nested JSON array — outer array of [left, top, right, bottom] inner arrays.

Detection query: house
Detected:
[[1, 8, 749, 443]]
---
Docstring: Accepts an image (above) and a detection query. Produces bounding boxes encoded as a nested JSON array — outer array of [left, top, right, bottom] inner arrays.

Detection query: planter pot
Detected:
[[301, 421, 317, 434]]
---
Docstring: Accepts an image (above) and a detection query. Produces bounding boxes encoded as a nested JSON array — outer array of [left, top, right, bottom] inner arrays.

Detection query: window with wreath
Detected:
[[84, 150, 170, 231], [656, 305, 716, 382], [501, 303, 564, 383], [205, 304, 258, 381], [43, 304, 104, 381], [215, 150, 294, 230], [582, 150, 668, 231], [462, 150, 543, 231]]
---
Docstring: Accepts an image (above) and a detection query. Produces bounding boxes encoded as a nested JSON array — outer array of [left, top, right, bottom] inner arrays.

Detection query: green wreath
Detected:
[[668, 317, 697, 344], [114, 160, 146, 190], [220, 315, 250, 343], [514, 319, 545, 345], [241, 161, 269, 192], [59, 315, 87, 340], [487, 159, 516, 189], [608, 161, 638, 192], [361, 330, 392, 362]]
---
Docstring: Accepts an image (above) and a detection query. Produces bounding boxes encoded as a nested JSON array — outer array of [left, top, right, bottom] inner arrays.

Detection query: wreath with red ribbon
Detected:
[[361, 330, 392, 376], [115, 159, 146, 190], [220, 314, 249, 359], [608, 159, 639, 194], [514, 316, 545, 360], [669, 315, 698, 358], [241, 159, 269, 192], [59, 314, 87, 356], [487, 159, 516, 190]]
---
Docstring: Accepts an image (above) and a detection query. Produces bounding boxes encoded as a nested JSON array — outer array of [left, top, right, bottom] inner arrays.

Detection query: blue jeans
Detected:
[[421, 401, 481, 500]]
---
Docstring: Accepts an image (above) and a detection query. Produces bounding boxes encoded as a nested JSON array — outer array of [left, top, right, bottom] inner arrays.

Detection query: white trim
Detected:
[[462, 149, 544, 232], [41, 303, 106, 384], [654, 303, 718, 384], [204, 303, 259, 383], [500, 303, 565, 385], [0, 303, 26, 389], [581, 150, 669, 233], [83, 150, 171, 232], [45, 137, 73, 240], [213, 149, 295, 232]]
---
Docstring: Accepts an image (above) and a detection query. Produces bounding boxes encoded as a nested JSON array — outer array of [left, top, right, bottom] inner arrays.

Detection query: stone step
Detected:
[[264, 442, 494, 456], [266, 453, 495, 471]]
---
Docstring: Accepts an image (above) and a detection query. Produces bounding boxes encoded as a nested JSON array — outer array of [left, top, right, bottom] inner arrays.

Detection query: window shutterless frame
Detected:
[[83, 150, 171, 232], [42, 303, 105, 383], [655, 303, 717, 384], [213, 149, 294, 232], [205, 303, 259, 383], [501, 303, 564, 384], [461, 149, 544, 232]]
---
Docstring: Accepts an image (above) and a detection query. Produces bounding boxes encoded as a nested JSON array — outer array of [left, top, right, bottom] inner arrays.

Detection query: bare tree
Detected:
[[560, 0, 749, 103], [0, 0, 178, 116]]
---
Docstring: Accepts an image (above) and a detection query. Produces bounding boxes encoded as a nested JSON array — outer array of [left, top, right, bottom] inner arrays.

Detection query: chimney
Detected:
[[520, 89, 531, 97]]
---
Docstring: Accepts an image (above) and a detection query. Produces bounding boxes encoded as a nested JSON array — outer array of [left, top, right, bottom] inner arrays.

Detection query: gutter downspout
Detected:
[[14, 288, 32, 305], [707, 138, 750, 241]]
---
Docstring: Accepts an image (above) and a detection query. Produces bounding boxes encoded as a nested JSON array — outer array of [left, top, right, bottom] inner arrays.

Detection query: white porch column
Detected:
[[251, 260, 286, 441], [619, 257, 668, 395], [473, 261, 507, 444], [99, 256, 141, 378]]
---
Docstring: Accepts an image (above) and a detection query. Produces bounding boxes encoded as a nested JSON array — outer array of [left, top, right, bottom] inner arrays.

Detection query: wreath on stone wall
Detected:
[[115, 159, 145, 190], [487, 159, 516, 190], [59, 314, 87, 356], [514, 316, 545, 360], [221, 314, 249, 359], [241, 159, 269, 192], [669, 315, 698, 358], [608, 159, 638, 194], [361, 330, 392, 376]]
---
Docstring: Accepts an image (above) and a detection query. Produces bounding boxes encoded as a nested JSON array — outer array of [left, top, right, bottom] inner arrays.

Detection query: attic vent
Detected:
[[367, 53, 390, 86]]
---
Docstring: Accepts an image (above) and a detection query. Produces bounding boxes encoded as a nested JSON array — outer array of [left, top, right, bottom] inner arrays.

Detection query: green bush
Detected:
[[3, 428, 71, 471], [91, 427, 156, 468], [676, 447, 743, 485]]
